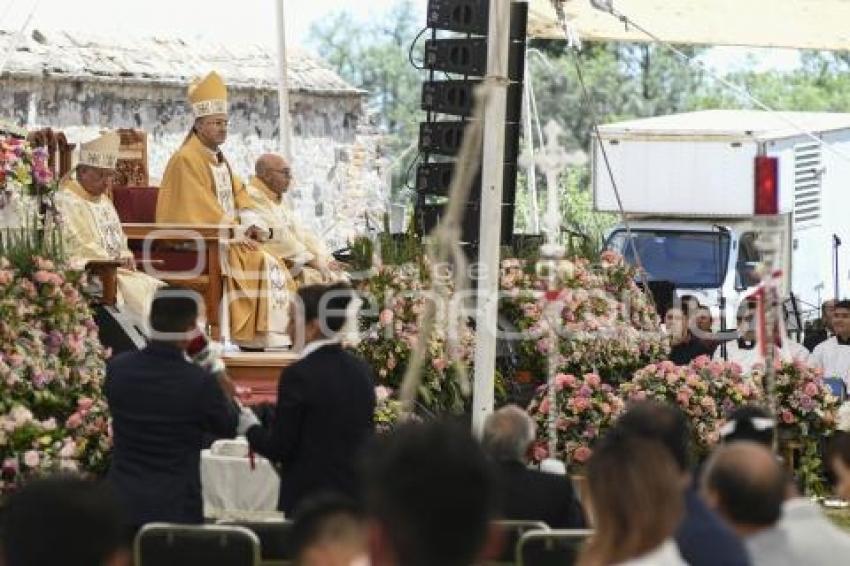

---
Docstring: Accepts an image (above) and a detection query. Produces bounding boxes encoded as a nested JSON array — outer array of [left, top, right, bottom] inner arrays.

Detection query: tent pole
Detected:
[[472, 0, 514, 438], [274, 0, 293, 161]]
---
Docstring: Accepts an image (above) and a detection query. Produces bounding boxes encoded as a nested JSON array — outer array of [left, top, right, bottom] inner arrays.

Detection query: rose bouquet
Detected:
[[527, 372, 625, 471], [751, 360, 839, 495]]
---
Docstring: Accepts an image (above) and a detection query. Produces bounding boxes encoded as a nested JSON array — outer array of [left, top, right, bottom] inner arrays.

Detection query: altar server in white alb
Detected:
[[56, 131, 163, 317], [811, 300, 850, 389]]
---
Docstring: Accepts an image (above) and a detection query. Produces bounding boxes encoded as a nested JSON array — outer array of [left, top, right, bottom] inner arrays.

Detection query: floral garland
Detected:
[[0, 257, 110, 492]]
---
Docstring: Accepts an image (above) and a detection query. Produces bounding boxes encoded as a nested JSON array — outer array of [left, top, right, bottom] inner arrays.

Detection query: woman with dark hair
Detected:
[[579, 432, 687, 566]]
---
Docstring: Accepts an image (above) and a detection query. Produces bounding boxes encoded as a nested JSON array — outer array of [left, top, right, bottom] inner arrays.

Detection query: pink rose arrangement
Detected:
[[0, 256, 111, 493], [500, 252, 668, 386], [750, 360, 838, 494], [355, 261, 476, 414], [748, 360, 839, 437], [527, 372, 625, 471], [620, 357, 762, 456]]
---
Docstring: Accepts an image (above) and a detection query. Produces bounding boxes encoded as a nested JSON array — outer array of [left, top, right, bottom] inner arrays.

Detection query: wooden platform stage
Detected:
[[223, 350, 298, 405]]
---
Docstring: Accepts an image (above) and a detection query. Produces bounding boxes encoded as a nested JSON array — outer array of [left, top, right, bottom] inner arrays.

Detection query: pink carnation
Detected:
[[804, 382, 819, 397], [781, 410, 796, 424], [77, 397, 94, 411], [33, 270, 52, 284], [573, 397, 591, 412], [532, 443, 549, 462]]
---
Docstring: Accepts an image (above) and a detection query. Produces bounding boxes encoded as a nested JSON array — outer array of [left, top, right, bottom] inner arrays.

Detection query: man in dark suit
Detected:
[[482, 405, 585, 529], [105, 287, 238, 529], [241, 283, 376, 516]]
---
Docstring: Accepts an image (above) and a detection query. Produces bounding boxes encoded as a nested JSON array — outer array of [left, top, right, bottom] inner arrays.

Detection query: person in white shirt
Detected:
[[810, 300, 850, 389], [717, 303, 810, 372]]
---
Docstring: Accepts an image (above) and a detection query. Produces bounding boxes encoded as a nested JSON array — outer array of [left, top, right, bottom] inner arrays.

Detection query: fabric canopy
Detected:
[[528, 0, 850, 51]]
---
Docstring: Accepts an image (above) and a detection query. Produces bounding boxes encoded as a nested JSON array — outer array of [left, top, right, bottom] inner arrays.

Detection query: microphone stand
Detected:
[[715, 225, 729, 361]]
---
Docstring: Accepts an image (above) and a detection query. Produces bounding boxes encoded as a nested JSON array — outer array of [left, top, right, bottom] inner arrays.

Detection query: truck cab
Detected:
[[592, 110, 850, 330], [605, 219, 765, 329]]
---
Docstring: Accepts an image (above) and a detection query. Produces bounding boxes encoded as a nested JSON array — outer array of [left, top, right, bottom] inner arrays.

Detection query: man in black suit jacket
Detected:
[[482, 405, 585, 529], [241, 283, 376, 516], [105, 287, 238, 528]]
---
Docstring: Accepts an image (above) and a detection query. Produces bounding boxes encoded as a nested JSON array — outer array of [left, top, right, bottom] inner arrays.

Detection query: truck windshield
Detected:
[[606, 229, 730, 288]]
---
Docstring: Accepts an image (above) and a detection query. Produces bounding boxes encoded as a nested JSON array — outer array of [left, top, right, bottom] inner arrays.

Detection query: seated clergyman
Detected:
[[241, 153, 345, 285], [56, 131, 163, 318]]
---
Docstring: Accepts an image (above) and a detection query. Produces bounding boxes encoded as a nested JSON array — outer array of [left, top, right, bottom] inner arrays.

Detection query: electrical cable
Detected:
[[408, 26, 428, 71], [566, 43, 655, 309]]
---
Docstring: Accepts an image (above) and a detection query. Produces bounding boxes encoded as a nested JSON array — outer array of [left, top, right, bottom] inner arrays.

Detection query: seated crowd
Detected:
[[3, 284, 850, 566]]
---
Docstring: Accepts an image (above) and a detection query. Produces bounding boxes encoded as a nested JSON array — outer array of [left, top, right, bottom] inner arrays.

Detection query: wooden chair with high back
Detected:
[[27, 128, 122, 307], [112, 185, 232, 339]]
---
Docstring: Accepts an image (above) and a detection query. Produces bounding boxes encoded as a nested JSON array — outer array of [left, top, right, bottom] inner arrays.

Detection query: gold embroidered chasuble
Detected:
[[157, 135, 291, 346]]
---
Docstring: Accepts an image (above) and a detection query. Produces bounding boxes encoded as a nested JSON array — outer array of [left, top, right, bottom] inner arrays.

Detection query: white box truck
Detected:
[[593, 110, 850, 329]]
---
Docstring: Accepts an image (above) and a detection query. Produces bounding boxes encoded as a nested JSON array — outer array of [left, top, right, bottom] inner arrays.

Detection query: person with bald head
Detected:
[[701, 442, 802, 566], [240, 153, 344, 285]]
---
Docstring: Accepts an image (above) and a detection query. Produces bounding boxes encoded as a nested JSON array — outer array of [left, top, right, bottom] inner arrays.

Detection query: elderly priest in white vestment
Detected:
[[240, 153, 345, 285], [56, 131, 164, 319]]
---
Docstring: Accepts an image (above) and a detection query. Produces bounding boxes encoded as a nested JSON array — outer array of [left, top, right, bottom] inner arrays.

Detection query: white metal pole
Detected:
[[274, 0, 294, 161], [472, 0, 514, 437]]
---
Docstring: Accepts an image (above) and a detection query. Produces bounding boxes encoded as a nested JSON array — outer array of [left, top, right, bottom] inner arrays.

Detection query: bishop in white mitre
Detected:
[[240, 153, 346, 285], [56, 131, 164, 318]]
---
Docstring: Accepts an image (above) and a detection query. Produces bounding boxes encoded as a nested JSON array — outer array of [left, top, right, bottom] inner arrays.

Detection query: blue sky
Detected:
[[2, 0, 800, 72]]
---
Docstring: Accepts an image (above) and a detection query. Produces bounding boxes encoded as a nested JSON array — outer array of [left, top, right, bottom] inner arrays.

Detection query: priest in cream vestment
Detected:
[[240, 153, 345, 286], [56, 131, 164, 318], [157, 71, 292, 349]]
